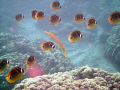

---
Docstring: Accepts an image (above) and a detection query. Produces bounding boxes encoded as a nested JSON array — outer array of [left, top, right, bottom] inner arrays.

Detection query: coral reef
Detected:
[[0, 32, 74, 90], [13, 66, 120, 90], [105, 25, 120, 62]]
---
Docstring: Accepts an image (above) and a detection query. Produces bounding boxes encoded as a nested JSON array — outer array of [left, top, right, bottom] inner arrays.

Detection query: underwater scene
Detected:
[[0, 0, 120, 90]]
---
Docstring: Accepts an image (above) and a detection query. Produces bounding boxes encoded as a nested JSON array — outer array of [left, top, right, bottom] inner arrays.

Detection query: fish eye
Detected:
[[43, 14, 46, 17], [7, 60, 9, 64], [95, 21, 97, 24], [22, 15, 24, 18], [34, 57, 36, 61], [21, 68, 23, 73], [52, 45, 55, 48], [59, 17, 61, 20], [118, 15, 120, 18], [10, 77, 12, 79], [43, 46, 44, 48], [111, 18, 112, 20], [88, 24, 89, 26], [59, 6, 62, 8], [83, 17, 85, 20], [80, 34, 82, 38]]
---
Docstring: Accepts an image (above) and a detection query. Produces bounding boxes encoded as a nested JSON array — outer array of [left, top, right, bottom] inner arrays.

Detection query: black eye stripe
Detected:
[[76, 31, 80, 36]]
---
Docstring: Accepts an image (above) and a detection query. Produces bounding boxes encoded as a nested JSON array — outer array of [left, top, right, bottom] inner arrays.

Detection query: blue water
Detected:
[[0, 0, 120, 89], [0, 0, 120, 72]]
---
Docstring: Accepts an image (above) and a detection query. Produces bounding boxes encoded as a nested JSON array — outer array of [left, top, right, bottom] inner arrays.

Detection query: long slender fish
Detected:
[[43, 31, 67, 58]]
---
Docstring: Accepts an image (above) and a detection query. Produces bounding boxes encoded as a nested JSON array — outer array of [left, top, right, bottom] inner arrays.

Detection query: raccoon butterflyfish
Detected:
[[74, 14, 86, 23], [26, 56, 36, 68], [49, 14, 61, 25], [35, 11, 46, 20], [50, 1, 62, 10], [31, 10, 38, 19], [43, 31, 67, 58], [6, 66, 25, 83], [108, 11, 120, 24], [68, 30, 83, 43], [41, 42, 56, 51], [15, 14, 25, 22], [86, 17, 97, 29], [0, 59, 9, 72]]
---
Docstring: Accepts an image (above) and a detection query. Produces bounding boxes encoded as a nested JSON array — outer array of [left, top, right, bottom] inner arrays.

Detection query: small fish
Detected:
[[74, 14, 86, 23], [6, 66, 25, 83], [41, 42, 56, 51], [108, 11, 120, 24], [86, 17, 97, 29], [26, 56, 36, 68], [0, 59, 9, 72], [35, 11, 46, 20], [50, 1, 62, 10], [68, 30, 83, 43], [15, 14, 25, 22], [43, 31, 67, 58], [31, 10, 38, 19], [49, 14, 61, 25]]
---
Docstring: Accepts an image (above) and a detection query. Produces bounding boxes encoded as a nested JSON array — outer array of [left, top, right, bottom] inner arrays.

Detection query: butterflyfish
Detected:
[[68, 30, 83, 43], [0, 59, 9, 72], [35, 11, 46, 20], [50, 1, 62, 10], [86, 17, 97, 29], [15, 14, 25, 22], [108, 11, 120, 24], [49, 14, 61, 25], [31, 10, 38, 19], [6, 66, 25, 83], [74, 14, 86, 23], [41, 42, 56, 51], [26, 56, 36, 68]]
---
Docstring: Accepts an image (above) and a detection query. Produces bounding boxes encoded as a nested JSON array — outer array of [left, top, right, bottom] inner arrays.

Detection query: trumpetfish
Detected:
[[43, 31, 67, 58]]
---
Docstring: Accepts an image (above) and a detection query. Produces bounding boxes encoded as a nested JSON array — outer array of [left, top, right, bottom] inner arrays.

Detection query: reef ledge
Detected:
[[13, 66, 120, 90]]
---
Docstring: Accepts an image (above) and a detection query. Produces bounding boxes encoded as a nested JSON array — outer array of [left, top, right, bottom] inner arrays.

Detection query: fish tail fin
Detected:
[[6, 77, 15, 83]]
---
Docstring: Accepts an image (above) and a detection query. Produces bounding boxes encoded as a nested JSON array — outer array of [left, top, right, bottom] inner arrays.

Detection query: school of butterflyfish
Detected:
[[1, 1, 120, 83]]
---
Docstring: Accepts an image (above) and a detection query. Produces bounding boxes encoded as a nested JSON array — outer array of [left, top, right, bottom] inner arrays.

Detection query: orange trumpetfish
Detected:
[[43, 31, 67, 58]]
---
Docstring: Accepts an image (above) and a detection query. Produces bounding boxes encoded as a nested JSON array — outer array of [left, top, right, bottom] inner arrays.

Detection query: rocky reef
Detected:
[[105, 24, 120, 63], [0, 32, 74, 90], [13, 66, 120, 90]]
